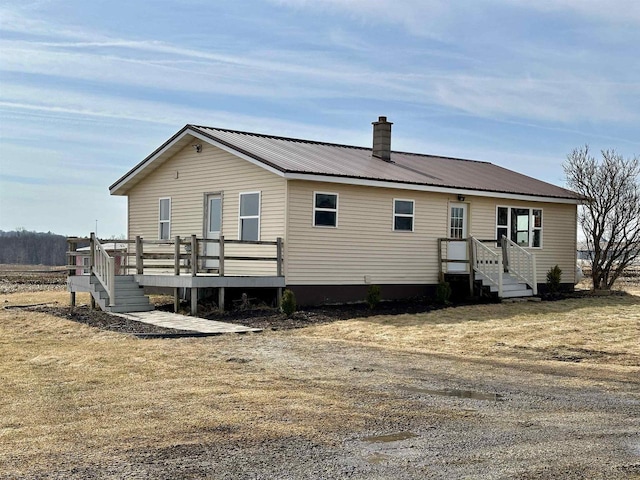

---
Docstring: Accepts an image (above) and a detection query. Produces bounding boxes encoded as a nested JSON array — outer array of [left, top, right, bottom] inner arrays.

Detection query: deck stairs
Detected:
[[89, 275, 154, 313], [475, 272, 533, 298]]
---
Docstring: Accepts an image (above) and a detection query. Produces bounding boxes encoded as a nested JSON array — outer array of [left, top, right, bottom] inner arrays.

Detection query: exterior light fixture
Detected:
[[457, 194, 465, 202]]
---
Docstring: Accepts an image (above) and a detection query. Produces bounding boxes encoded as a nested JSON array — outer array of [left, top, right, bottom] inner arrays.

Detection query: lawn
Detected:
[[1, 287, 639, 478]]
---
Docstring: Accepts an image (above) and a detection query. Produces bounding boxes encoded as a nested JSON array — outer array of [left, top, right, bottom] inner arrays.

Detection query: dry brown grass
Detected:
[[298, 292, 640, 369], [0, 302, 365, 476], [1, 285, 639, 476]]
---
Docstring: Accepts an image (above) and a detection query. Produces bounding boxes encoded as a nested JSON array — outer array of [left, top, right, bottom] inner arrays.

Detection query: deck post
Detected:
[[437, 238, 444, 282], [191, 235, 198, 276], [89, 233, 96, 310], [135, 236, 143, 274], [218, 288, 225, 312], [467, 238, 475, 296], [276, 237, 283, 309], [190, 287, 198, 316], [68, 239, 77, 309], [174, 235, 180, 312], [218, 235, 225, 276], [218, 235, 225, 312], [276, 237, 283, 276], [501, 236, 509, 273]]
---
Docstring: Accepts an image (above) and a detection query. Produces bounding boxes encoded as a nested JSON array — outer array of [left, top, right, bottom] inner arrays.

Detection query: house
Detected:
[[102, 116, 580, 308]]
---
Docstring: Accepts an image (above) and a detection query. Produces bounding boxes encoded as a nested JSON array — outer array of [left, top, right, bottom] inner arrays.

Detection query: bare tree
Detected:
[[564, 146, 640, 290]]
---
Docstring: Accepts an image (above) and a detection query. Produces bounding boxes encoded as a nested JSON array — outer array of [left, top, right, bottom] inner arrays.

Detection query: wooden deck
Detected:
[[67, 234, 285, 314]]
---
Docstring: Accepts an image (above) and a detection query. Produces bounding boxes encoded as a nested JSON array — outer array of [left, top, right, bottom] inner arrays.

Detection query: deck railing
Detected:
[[502, 236, 537, 295], [91, 234, 116, 306], [67, 234, 283, 278], [471, 236, 503, 297]]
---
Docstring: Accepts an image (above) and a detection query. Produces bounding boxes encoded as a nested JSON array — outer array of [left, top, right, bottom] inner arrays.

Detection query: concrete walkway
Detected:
[[112, 310, 262, 334]]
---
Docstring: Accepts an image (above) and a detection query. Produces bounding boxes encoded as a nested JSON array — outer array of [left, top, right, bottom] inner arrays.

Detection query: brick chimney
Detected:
[[372, 116, 392, 161]]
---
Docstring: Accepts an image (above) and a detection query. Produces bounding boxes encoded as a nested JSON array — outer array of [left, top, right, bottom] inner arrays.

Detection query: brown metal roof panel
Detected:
[[192, 126, 578, 199]]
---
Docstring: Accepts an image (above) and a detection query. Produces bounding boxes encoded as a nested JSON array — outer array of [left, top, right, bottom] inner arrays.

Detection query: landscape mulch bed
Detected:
[[24, 298, 445, 335], [14, 290, 622, 336]]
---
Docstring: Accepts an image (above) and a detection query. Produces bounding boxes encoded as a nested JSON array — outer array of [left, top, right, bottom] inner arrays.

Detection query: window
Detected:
[[313, 192, 338, 227], [496, 206, 542, 248], [239, 192, 260, 241], [393, 199, 414, 231], [450, 206, 465, 239], [159, 197, 171, 240]]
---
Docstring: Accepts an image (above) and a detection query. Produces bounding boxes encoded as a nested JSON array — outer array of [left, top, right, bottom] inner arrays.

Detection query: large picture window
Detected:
[[159, 197, 171, 240], [239, 192, 260, 241], [496, 206, 542, 248], [393, 199, 414, 231], [313, 192, 338, 227]]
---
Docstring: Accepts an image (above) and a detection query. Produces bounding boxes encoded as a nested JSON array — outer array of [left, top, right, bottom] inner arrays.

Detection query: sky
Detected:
[[1, 0, 638, 238]]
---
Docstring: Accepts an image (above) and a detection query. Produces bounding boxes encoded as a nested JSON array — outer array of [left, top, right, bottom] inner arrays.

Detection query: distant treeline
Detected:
[[0, 230, 68, 266]]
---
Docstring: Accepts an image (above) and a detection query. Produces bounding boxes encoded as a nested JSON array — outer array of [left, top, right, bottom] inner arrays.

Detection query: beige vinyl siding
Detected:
[[127, 142, 285, 275], [286, 182, 577, 286], [466, 196, 577, 284], [286, 180, 449, 285]]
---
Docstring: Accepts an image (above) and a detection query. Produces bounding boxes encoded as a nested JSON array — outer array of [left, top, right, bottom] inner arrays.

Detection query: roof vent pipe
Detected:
[[372, 116, 392, 161]]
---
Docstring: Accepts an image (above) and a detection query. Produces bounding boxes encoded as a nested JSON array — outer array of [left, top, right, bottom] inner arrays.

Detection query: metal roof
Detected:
[[110, 123, 580, 201], [191, 125, 578, 200]]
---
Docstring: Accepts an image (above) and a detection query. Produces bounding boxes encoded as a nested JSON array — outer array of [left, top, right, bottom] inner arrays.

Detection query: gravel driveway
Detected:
[[29, 333, 639, 480]]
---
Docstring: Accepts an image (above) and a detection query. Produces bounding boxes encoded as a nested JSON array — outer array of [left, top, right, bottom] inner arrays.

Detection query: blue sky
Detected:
[[1, 0, 638, 237]]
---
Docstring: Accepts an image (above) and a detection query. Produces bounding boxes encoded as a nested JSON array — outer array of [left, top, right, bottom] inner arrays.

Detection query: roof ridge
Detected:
[[189, 124, 368, 151], [188, 124, 492, 165]]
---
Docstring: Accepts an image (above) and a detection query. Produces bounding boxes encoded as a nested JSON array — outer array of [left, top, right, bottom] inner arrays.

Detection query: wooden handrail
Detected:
[[91, 233, 116, 306], [502, 236, 537, 295], [68, 235, 284, 278], [471, 236, 503, 297]]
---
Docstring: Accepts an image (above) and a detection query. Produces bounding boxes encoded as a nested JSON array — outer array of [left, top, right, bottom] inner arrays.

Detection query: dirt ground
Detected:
[[0, 267, 639, 479]]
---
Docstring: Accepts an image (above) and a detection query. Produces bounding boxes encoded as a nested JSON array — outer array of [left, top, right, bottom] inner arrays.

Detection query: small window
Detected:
[[239, 192, 260, 241], [159, 197, 171, 240], [496, 206, 508, 246], [393, 199, 414, 231], [532, 209, 542, 247], [314, 192, 338, 227]]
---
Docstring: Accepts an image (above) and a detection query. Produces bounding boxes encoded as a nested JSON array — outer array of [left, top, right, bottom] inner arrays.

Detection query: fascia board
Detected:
[[110, 128, 192, 195], [110, 127, 286, 196]]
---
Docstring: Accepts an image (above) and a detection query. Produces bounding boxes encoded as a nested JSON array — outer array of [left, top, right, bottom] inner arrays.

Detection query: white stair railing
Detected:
[[91, 234, 116, 306], [502, 236, 537, 295], [471, 236, 502, 297]]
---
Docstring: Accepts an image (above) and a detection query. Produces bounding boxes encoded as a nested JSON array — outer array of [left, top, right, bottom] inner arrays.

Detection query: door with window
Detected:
[[204, 194, 222, 270], [447, 202, 468, 272]]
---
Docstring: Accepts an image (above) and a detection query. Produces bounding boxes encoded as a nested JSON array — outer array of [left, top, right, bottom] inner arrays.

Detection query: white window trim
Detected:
[[238, 191, 261, 241], [313, 191, 339, 228], [495, 205, 543, 248], [158, 197, 171, 240], [393, 198, 415, 232]]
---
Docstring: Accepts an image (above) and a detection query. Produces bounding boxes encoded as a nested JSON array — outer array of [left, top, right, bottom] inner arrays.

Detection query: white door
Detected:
[[205, 194, 221, 269], [447, 203, 468, 272]]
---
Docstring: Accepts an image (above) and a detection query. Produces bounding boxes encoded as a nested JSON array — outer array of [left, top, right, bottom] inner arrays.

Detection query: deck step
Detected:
[[476, 272, 535, 299], [88, 274, 154, 314]]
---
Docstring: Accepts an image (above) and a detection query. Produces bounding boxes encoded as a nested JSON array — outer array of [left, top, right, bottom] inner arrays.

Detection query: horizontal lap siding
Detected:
[[127, 143, 285, 276], [467, 196, 577, 284], [286, 181, 451, 285]]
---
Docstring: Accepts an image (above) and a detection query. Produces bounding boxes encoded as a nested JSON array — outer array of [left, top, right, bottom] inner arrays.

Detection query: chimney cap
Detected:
[[373, 116, 392, 124]]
